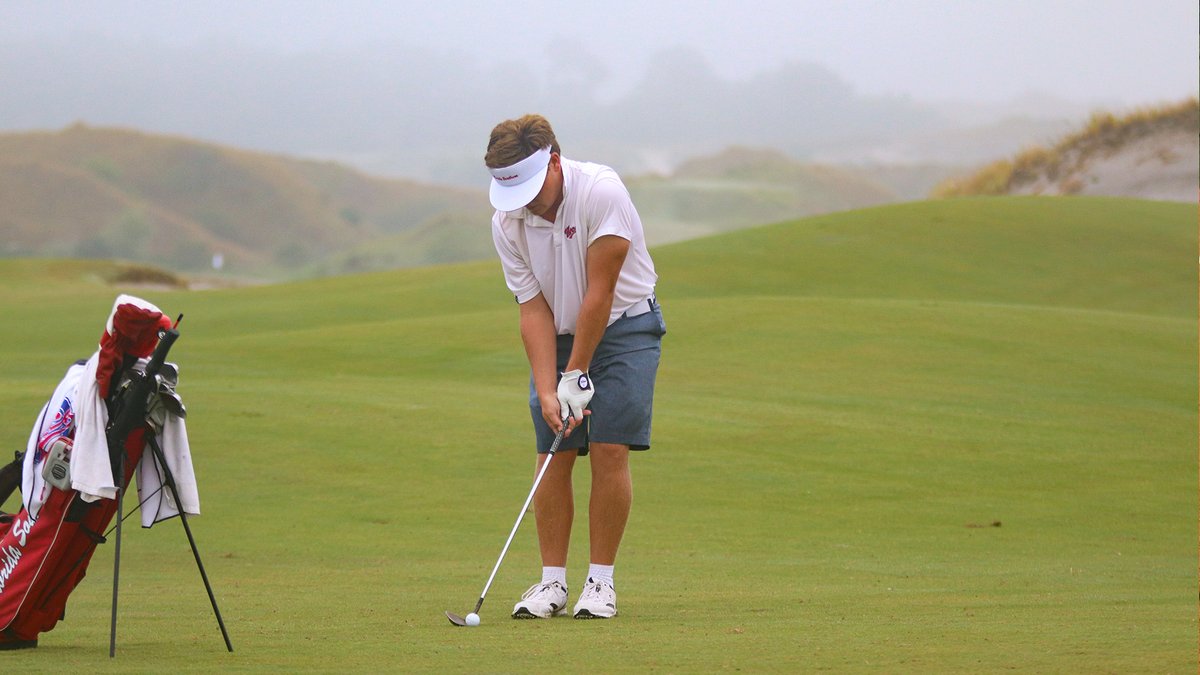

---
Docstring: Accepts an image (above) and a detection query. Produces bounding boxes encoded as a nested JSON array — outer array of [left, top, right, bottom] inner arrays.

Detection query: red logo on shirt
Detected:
[[564, 226, 577, 239]]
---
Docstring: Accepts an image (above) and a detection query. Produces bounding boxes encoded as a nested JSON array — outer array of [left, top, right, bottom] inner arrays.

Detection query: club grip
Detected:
[[144, 328, 179, 379], [106, 324, 181, 449]]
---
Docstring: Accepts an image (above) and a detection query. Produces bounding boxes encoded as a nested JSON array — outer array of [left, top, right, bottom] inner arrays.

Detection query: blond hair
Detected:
[[485, 114, 561, 168]]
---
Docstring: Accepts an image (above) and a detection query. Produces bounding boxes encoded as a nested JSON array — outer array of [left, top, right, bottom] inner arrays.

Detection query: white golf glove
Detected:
[[557, 369, 593, 422]]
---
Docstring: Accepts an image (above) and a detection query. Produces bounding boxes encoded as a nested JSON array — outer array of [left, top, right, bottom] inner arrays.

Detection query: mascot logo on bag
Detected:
[[35, 398, 74, 465]]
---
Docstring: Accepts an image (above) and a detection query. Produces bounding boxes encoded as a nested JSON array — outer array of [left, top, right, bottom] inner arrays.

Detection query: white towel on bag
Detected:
[[21, 294, 201, 527]]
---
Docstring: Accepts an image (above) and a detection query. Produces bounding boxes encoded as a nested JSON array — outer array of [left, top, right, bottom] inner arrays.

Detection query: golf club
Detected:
[[446, 418, 570, 626]]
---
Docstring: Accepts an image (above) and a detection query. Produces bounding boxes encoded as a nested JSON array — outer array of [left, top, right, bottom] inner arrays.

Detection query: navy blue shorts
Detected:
[[530, 299, 666, 455]]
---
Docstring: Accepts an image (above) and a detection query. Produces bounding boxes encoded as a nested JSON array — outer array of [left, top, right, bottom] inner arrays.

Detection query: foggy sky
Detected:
[[5, 0, 1195, 105], [1, 1, 1195, 185]]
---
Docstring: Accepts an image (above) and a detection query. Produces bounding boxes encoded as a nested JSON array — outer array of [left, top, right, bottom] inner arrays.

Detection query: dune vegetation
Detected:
[[933, 98, 1199, 199]]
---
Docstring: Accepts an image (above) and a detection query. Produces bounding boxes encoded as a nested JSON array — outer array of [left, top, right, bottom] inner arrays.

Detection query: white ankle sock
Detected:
[[587, 563, 614, 586], [542, 566, 567, 587]]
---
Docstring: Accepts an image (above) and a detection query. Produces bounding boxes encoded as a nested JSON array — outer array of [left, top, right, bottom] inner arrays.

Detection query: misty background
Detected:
[[2, 0, 1197, 188]]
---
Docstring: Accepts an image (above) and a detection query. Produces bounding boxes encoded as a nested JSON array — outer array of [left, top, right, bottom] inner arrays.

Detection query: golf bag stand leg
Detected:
[[146, 435, 234, 652], [108, 450, 125, 658]]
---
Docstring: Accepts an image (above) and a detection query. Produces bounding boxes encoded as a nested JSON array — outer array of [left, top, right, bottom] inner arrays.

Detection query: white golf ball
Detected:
[[465, 613, 481, 627]]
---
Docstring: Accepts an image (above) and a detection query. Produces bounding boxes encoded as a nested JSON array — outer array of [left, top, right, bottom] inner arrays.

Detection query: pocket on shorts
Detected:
[[650, 304, 666, 337]]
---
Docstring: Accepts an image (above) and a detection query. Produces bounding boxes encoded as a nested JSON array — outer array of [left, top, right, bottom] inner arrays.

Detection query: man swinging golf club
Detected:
[[485, 114, 665, 620]]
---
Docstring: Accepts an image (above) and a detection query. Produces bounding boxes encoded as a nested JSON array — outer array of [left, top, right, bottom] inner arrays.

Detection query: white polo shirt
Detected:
[[492, 158, 658, 335]]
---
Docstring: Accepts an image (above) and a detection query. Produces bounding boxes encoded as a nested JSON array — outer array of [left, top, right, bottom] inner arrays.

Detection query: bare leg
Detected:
[[587, 443, 631, 565], [534, 449, 577, 567]]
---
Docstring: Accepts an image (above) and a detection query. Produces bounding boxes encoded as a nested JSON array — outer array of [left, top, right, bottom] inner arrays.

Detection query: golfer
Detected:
[[485, 114, 665, 620]]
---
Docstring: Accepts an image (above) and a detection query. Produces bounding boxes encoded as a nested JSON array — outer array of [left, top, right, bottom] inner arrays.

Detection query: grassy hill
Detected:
[[310, 146, 922, 269], [0, 124, 487, 277], [1, 127, 958, 280], [627, 146, 901, 244], [0, 196, 1194, 671], [308, 208, 501, 276]]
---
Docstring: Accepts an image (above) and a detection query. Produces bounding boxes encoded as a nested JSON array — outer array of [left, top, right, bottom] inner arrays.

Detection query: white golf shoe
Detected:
[[511, 581, 568, 619], [572, 577, 617, 619]]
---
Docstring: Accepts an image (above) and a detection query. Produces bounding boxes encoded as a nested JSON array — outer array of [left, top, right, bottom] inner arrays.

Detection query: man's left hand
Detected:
[[557, 369, 593, 425]]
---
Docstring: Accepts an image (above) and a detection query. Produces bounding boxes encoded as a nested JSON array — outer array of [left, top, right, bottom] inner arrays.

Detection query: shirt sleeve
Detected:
[[584, 173, 636, 246], [491, 213, 541, 303]]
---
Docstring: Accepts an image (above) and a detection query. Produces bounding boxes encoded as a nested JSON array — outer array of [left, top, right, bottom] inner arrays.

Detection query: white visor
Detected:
[[488, 146, 552, 212]]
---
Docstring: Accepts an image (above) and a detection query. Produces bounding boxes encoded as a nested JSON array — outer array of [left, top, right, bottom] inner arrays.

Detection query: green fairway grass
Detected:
[[0, 196, 1194, 671]]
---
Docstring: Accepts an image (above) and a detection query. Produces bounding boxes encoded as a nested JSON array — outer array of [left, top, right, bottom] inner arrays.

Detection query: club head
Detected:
[[145, 395, 167, 433], [159, 362, 180, 388], [159, 391, 187, 419], [445, 611, 468, 627]]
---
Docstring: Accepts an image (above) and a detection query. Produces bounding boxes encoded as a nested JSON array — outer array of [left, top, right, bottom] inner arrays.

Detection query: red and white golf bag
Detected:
[[0, 295, 199, 650]]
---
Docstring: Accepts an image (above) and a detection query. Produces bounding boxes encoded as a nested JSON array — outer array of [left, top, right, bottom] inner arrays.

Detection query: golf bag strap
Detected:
[[65, 494, 101, 523], [0, 450, 23, 509], [79, 525, 106, 545]]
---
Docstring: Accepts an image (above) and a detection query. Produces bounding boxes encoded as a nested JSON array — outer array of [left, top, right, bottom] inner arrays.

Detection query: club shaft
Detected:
[[475, 452, 554, 610], [474, 424, 568, 612], [109, 455, 124, 658]]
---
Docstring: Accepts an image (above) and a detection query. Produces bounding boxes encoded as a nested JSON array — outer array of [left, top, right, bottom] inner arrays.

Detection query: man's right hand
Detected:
[[539, 389, 588, 436]]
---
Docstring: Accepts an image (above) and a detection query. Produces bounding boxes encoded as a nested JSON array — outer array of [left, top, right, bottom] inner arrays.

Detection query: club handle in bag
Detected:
[[106, 320, 182, 458], [144, 326, 180, 380]]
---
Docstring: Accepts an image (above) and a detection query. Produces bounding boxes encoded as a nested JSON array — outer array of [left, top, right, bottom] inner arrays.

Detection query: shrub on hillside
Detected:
[[932, 97, 1199, 198], [108, 264, 187, 289]]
